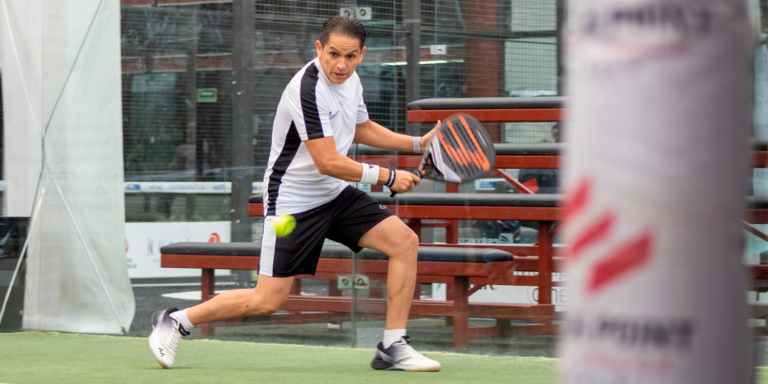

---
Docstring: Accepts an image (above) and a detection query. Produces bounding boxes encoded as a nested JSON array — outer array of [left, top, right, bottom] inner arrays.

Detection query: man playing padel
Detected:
[[148, 15, 441, 372]]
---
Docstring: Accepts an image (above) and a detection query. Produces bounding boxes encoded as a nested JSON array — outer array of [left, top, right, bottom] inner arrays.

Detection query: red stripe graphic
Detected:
[[565, 178, 591, 222], [458, 115, 491, 170], [588, 231, 653, 294], [570, 213, 614, 260]]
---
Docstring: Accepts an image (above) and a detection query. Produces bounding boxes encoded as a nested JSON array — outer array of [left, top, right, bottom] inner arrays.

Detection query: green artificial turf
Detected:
[[0, 332, 558, 384]]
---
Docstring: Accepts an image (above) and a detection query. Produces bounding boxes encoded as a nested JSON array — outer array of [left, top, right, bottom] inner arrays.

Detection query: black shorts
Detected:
[[258, 185, 396, 277]]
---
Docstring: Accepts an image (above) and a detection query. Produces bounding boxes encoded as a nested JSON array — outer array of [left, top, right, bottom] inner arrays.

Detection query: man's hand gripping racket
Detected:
[[390, 113, 497, 197]]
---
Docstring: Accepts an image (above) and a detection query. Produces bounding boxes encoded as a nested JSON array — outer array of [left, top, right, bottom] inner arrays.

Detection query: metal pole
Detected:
[[186, 9, 198, 220], [556, 0, 566, 95], [405, 0, 421, 136], [231, 0, 255, 246]]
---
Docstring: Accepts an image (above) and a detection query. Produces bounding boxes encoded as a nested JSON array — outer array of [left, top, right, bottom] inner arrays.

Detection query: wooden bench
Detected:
[[160, 243, 557, 348], [251, 192, 565, 302], [249, 193, 565, 345], [158, 94, 768, 346], [404, 96, 768, 168]]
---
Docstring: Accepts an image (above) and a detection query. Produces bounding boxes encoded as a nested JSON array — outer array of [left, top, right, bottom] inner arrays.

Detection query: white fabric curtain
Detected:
[[2, 0, 134, 334]]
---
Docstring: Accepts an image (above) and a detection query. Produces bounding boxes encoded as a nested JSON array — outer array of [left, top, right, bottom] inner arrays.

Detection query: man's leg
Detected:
[[187, 275, 295, 325], [151, 197, 333, 369], [357, 216, 419, 330], [148, 275, 294, 369], [359, 215, 440, 372]]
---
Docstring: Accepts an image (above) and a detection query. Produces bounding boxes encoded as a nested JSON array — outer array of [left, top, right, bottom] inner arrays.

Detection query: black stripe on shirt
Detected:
[[300, 64, 325, 140], [267, 122, 302, 215]]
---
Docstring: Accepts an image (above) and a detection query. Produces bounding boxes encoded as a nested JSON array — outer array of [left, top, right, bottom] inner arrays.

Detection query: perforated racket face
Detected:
[[421, 113, 496, 183]]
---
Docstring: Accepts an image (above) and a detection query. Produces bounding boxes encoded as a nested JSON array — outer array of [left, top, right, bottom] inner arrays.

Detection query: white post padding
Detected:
[[2, 0, 134, 334], [561, 0, 753, 383]]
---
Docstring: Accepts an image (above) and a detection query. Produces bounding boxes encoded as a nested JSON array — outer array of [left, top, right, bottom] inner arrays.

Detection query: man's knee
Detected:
[[391, 227, 419, 258], [248, 299, 282, 316], [361, 217, 420, 258], [247, 287, 288, 316], [404, 229, 419, 252], [258, 302, 281, 316]]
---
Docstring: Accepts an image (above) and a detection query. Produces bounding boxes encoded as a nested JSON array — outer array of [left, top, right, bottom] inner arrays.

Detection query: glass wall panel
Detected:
[[117, 0, 565, 355]]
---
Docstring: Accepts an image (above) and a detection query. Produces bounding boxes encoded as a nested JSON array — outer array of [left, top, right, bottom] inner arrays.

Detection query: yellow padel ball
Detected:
[[272, 215, 296, 237]]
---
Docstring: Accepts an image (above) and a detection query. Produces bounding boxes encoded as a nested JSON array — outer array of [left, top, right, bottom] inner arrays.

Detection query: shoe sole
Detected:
[[148, 310, 171, 369], [148, 335, 170, 369], [371, 357, 392, 370], [371, 357, 440, 372], [405, 365, 440, 372]]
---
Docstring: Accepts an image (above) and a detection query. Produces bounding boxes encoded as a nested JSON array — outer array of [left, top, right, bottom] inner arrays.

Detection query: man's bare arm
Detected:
[[304, 136, 419, 193], [354, 120, 440, 152]]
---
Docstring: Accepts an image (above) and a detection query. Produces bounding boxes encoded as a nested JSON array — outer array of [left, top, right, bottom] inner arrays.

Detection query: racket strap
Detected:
[[385, 167, 396, 188]]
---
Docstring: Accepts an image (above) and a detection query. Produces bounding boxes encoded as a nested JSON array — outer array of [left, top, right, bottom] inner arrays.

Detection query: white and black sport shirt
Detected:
[[262, 58, 369, 216]]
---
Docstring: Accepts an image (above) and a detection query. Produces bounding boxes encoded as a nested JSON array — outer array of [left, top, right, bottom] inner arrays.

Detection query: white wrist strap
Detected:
[[360, 163, 380, 185], [413, 136, 422, 154]]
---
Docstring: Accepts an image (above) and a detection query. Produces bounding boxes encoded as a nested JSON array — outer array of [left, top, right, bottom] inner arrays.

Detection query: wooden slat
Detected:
[[753, 151, 768, 167], [162, 254, 259, 270], [746, 210, 768, 224], [279, 295, 555, 320], [495, 155, 560, 169]]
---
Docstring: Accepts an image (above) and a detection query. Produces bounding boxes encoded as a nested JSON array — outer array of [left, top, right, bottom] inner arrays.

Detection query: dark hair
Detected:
[[319, 16, 366, 49], [552, 122, 562, 143]]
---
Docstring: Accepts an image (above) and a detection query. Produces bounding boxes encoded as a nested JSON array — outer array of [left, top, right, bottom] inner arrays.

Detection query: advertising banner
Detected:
[[125, 222, 231, 278]]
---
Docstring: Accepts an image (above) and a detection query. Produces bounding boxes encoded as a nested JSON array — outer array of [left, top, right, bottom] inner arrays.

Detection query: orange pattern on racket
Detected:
[[436, 120, 491, 171]]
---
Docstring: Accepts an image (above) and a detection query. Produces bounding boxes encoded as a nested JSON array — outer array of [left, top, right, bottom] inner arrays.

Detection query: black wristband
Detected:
[[385, 167, 396, 188]]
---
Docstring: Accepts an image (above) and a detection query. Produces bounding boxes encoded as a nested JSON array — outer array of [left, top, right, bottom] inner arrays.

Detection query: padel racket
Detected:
[[391, 113, 496, 196]]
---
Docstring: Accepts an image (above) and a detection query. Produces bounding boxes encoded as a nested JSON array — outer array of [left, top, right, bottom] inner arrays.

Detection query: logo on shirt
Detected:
[[329, 110, 339, 120], [379, 205, 387, 210]]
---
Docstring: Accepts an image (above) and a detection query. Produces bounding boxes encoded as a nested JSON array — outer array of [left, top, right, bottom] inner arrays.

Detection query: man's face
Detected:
[[315, 33, 366, 84]]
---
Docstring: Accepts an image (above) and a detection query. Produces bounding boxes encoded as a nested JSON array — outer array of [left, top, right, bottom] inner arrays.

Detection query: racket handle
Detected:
[[389, 169, 423, 198]]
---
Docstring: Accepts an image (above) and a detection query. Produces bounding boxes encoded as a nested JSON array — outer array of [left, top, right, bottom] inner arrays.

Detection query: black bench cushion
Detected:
[[356, 246, 514, 263], [250, 192, 562, 207], [161, 243, 514, 263], [352, 143, 562, 156], [752, 139, 768, 151], [407, 97, 564, 111], [161, 242, 261, 256], [748, 196, 768, 210], [494, 143, 561, 156]]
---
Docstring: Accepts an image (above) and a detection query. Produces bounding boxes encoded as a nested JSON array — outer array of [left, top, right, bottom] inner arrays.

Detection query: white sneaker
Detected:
[[148, 307, 189, 369], [371, 336, 441, 372]]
